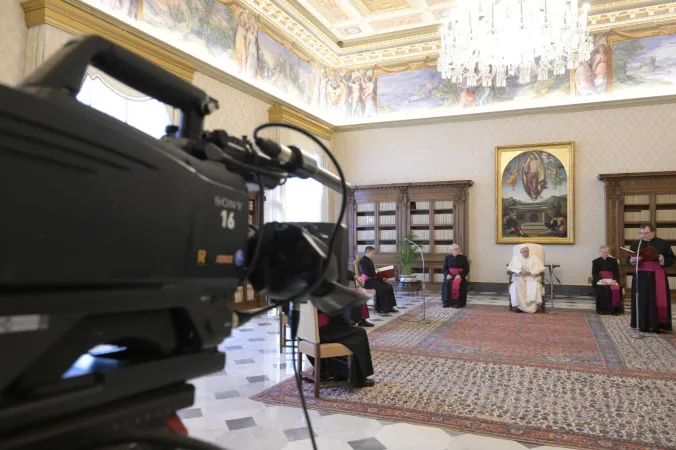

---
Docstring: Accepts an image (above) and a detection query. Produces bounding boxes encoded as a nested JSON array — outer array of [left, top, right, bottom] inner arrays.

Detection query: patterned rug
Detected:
[[251, 302, 676, 450]]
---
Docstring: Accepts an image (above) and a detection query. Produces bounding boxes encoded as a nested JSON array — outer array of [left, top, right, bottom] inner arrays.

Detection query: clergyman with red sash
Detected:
[[441, 244, 470, 308], [626, 224, 675, 332], [592, 245, 623, 315]]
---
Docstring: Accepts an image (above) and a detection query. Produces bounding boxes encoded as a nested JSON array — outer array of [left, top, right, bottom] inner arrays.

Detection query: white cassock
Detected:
[[508, 254, 545, 313]]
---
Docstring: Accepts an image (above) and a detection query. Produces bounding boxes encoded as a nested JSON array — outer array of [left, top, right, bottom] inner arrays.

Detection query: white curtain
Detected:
[[265, 129, 330, 223], [77, 70, 174, 138]]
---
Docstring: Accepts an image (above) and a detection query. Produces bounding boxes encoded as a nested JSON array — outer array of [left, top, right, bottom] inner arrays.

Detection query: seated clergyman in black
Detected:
[[358, 246, 398, 313], [306, 305, 376, 387]]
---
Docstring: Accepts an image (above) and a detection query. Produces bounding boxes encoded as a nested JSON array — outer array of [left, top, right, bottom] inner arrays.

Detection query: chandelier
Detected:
[[437, 0, 594, 87]]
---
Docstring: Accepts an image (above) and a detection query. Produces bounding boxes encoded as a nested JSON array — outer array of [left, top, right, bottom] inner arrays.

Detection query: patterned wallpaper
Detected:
[[333, 103, 676, 285], [0, 0, 27, 86], [193, 73, 271, 139]]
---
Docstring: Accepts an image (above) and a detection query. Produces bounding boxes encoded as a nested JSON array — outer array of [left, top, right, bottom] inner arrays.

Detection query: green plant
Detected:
[[397, 230, 422, 275]]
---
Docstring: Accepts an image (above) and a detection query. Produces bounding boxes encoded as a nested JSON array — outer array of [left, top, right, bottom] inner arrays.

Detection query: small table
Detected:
[[396, 280, 422, 297]]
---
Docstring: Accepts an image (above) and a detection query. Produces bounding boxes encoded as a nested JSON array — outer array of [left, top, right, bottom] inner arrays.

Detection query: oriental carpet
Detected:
[[251, 302, 676, 450]]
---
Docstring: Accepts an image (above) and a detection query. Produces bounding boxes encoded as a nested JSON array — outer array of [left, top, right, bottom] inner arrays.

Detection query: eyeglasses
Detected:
[[639, 231, 654, 236]]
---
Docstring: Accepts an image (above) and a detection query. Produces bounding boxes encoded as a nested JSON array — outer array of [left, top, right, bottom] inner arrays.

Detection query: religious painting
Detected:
[[257, 31, 312, 104], [610, 30, 676, 95], [496, 142, 575, 245]]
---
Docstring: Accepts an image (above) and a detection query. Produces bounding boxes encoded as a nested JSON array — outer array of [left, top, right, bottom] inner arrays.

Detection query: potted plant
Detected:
[[397, 230, 422, 283]]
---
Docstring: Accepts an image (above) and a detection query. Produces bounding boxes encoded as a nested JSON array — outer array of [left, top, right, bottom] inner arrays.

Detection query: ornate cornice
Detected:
[[267, 106, 335, 141]]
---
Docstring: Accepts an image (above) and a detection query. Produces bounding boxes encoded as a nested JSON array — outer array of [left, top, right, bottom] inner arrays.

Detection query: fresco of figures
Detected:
[[80, 0, 676, 121], [310, 66, 377, 118]]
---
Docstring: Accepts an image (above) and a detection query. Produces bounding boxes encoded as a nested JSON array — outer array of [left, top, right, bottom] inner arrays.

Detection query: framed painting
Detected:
[[496, 142, 574, 245]]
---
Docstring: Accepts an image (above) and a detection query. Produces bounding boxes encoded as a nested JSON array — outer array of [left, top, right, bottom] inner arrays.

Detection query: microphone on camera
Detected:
[[255, 138, 349, 193]]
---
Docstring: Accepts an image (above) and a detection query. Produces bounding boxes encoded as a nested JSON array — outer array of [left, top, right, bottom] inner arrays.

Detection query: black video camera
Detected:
[[0, 35, 365, 450]]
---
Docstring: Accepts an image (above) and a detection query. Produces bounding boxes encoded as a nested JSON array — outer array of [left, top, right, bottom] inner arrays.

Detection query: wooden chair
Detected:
[[297, 302, 354, 398], [506, 243, 546, 312]]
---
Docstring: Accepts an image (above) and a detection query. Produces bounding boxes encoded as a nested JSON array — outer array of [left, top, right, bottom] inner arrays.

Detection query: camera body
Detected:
[[0, 35, 361, 449]]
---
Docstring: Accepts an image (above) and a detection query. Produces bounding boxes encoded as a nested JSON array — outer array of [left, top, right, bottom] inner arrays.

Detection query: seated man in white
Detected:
[[508, 245, 545, 313]]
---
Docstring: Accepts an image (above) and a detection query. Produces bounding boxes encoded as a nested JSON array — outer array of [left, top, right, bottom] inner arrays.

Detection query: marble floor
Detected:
[[178, 292, 663, 450]]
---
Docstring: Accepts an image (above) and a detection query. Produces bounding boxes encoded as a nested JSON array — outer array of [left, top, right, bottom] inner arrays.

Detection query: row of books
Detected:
[[357, 216, 376, 226], [379, 244, 397, 252], [624, 210, 651, 222], [380, 229, 397, 240], [625, 275, 676, 290], [411, 200, 454, 210], [411, 214, 430, 225], [380, 215, 396, 225], [434, 229, 454, 240], [656, 194, 676, 205], [434, 214, 454, 225], [356, 203, 375, 212], [656, 228, 676, 240], [656, 209, 676, 221], [624, 194, 650, 205], [412, 230, 430, 240], [624, 227, 676, 241], [379, 202, 397, 211], [357, 230, 376, 240]]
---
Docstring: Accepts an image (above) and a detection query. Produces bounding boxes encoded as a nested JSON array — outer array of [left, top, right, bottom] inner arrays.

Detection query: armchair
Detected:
[[507, 243, 546, 312]]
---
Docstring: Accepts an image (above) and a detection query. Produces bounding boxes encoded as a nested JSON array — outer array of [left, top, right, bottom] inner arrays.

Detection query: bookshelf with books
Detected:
[[233, 192, 267, 311], [347, 180, 473, 290], [598, 171, 676, 300]]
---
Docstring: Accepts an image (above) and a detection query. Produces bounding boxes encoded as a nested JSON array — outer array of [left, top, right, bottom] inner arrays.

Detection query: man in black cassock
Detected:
[[592, 245, 623, 315], [306, 304, 376, 387], [627, 224, 675, 332], [441, 244, 469, 308], [358, 246, 398, 313]]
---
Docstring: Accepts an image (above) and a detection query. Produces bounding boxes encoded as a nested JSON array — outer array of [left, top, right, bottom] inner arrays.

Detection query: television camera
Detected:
[[0, 35, 365, 450]]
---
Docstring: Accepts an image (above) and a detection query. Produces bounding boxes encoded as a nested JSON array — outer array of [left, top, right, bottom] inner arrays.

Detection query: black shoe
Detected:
[[358, 320, 375, 327], [514, 309, 524, 313], [388, 308, 399, 313], [355, 378, 375, 387]]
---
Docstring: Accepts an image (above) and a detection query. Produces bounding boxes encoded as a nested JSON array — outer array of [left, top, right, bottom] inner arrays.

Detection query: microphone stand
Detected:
[[400, 237, 429, 323], [633, 239, 643, 339]]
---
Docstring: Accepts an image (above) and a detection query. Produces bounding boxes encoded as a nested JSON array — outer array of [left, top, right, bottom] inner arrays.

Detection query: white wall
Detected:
[[0, 0, 27, 86], [333, 103, 676, 285]]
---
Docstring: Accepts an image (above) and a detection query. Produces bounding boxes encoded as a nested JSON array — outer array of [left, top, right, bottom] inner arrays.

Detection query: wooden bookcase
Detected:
[[347, 181, 473, 289], [598, 171, 676, 299], [233, 192, 268, 311]]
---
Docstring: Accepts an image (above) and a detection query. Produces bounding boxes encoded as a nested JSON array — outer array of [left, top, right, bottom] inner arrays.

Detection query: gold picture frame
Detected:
[[496, 142, 575, 245]]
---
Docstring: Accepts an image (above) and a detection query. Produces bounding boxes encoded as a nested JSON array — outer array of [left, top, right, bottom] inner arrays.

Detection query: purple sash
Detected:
[[448, 268, 463, 299], [599, 270, 621, 307], [638, 261, 669, 324]]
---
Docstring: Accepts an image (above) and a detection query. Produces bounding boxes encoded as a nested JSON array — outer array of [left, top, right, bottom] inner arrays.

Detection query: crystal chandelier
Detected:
[[437, 0, 594, 87]]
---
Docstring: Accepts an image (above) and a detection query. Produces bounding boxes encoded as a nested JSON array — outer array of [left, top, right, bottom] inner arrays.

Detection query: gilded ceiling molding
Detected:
[[21, 0, 196, 81], [610, 25, 676, 38], [268, 106, 335, 141]]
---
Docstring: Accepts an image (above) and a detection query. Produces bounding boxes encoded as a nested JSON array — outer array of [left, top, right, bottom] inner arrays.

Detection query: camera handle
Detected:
[[20, 35, 217, 140]]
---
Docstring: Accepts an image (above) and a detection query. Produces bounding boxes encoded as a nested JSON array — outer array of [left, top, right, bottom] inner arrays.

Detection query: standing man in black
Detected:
[[627, 224, 675, 332], [358, 246, 398, 313], [441, 244, 470, 308]]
